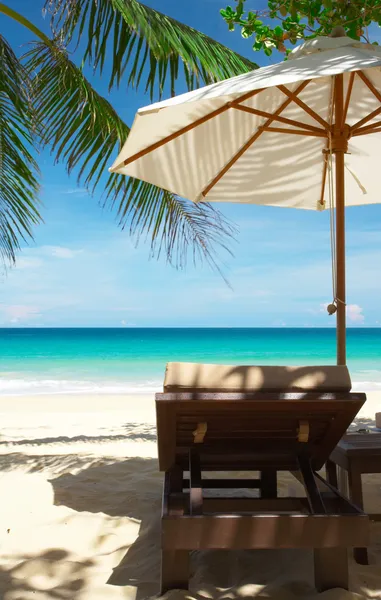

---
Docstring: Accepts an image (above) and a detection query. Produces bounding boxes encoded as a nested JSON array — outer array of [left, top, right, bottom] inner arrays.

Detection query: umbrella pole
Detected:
[[334, 74, 346, 366]]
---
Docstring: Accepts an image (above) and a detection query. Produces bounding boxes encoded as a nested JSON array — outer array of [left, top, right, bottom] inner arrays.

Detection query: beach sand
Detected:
[[0, 392, 380, 600]]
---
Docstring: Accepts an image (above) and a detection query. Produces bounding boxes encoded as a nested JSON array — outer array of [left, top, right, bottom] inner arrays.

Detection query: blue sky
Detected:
[[1, 0, 381, 328]]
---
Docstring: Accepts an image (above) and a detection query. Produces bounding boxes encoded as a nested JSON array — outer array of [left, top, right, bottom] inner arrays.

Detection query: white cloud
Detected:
[[121, 320, 137, 327], [272, 319, 287, 327], [47, 246, 82, 259], [307, 302, 366, 325], [16, 257, 44, 270], [346, 304, 365, 324], [2, 304, 41, 323], [63, 187, 88, 196]]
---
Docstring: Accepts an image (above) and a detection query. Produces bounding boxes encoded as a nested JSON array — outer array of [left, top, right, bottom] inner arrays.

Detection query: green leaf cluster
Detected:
[[221, 0, 381, 56]]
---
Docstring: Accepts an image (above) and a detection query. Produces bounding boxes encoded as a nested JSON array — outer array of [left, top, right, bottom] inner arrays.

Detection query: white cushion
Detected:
[[163, 362, 351, 393]]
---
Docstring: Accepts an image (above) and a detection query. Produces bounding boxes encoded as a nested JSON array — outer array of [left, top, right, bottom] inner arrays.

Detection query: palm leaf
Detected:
[[0, 34, 41, 266], [25, 40, 236, 272], [44, 0, 257, 98]]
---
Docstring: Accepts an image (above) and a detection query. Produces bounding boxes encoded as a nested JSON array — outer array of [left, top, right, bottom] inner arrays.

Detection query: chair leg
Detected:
[[161, 550, 189, 594], [326, 459, 338, 489], [348, 466, 368, 565], [314, 548, 349, 591], [260, 469, 277, 499], [161, 468, 189, 593]]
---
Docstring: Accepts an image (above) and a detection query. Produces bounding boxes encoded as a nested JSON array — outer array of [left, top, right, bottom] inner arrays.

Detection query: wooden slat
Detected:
[[156, 392, 365, 403], [177, 424, 328, 434], [177, 414, 331, 423], [178, 432, 298, 442], [156, 392, 366, 471], [189, 451, 203, 515], [162, 514, 369, 550], [204, 495, 365, 516], [177, 438, 299, 450], [183, 478, 261, 489], [177, 412, 338, 422], [177, 457, 297, 472], [203, 497, 307, 513], [178, 427, 298, 435], [177, 416, 332, 425]]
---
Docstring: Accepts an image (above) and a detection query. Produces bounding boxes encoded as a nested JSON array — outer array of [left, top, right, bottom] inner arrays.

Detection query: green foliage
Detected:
[[0, 34, 41, 266], [45, 0, 257, 98], [0, 1, 255, 272], [221, 0, 381, 57]]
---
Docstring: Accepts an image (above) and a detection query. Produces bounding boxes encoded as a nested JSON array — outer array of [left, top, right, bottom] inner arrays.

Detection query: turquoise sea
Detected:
[[0, 328, 380, 395]]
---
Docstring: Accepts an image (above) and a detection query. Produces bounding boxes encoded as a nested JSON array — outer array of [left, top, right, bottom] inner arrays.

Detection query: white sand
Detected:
[[0, 392, 380, 600]]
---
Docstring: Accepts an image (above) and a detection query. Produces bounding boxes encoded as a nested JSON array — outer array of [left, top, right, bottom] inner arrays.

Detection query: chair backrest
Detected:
[[156, 363, 364, 472], [163, 363, 352, 393]]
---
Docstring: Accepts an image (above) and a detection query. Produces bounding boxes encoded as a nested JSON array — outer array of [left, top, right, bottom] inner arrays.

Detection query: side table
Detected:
[[326, 432, 381, 565]]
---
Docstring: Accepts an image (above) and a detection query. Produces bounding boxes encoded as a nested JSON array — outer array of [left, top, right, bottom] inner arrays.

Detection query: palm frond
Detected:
[[106, 177, 236, 275], [25, 40, 236, 272], [44, 0, 257, 98], [0, 34, 41, 266]]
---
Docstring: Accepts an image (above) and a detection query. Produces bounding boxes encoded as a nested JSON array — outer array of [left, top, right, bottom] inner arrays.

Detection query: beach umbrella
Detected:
[[109, 29, 381, 366]]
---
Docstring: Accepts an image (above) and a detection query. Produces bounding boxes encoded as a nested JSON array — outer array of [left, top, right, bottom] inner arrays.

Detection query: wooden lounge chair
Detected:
[[156, 363, 369, 594]]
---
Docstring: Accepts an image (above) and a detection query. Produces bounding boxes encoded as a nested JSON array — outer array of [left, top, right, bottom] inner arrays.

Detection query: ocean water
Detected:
[[0, 328, 380, 396]]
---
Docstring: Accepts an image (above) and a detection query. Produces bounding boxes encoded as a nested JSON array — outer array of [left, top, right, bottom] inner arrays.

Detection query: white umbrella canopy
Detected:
[[110, 31, 381, 365]]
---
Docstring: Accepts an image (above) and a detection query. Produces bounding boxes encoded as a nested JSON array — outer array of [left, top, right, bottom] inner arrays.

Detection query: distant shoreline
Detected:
[[0, 326, 380, 329], [1, 328, 380, 396]]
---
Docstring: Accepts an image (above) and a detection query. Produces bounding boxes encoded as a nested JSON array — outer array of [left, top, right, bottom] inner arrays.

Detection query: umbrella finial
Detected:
[[330, 26, 347, 38]]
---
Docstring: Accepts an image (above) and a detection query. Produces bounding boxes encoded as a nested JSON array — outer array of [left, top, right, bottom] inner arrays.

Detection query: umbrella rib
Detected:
[[201, 128, 266, 199], [351, 105, 381, 132], [277, 85, 330, 130], [262, 126, 327, 137], [233, 105, 325, 133], [342, 72, 355, 125], [201, 80, 312, 199], [351, 71, 381, 131], [121, 89, 265, 167], [357, 70, 381, 101], [351, 119, 381, 135], [352, 126, 381, 136]]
